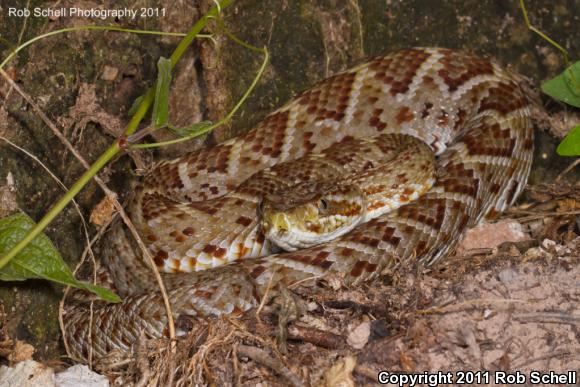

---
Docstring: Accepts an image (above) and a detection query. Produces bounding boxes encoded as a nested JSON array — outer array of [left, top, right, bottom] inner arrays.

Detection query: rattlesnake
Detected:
[[64, 48, 534, 361]]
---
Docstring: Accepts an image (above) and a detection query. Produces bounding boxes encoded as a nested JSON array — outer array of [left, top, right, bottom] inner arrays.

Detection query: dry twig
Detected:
[[514, 312, 580, 325], [237, 344, 302, 387], [418, 298, 539, 315]]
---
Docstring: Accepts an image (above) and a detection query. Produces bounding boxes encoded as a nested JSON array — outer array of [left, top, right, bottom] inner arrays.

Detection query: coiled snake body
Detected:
[[64, 48, 534, 361]]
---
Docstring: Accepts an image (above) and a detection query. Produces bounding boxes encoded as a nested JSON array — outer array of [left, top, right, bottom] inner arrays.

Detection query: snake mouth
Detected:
[[258, 181, 368, 251], [261, 206, 319, 251], [262, 212, 290, 233], [260, 198, 366, 251]]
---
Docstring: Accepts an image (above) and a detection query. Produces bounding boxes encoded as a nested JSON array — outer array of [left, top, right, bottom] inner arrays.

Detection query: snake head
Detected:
[[259, 181, 366, 251]]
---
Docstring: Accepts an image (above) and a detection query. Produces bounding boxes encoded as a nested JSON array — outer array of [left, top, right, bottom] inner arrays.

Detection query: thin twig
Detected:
[[513, 312, 580, 325], [509, 209, 580, 222], [0, 69, 92, 171], [514, 349, 577, 368], [0, 25, 202, 71], [288, 273, 323, 289], [555, 158, 580, 181], [237, 344, 302, 387], [287, 324, 347, 349], [0, 136, 84, 216], [418, 298, 538, 315], [355, 364, 382, 382], [519, 0, 570, 67], [188, 322, 237, 383], [255, 273, 275, 323]]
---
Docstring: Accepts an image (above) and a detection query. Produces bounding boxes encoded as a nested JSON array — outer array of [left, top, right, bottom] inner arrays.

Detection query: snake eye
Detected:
[[317, 198, 329, 212]]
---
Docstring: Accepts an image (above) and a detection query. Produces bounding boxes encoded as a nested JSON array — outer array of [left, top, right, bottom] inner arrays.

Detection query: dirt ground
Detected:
[[0, 0, 579, 386]]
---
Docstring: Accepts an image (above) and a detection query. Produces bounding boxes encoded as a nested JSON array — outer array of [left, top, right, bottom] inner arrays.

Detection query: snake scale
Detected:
[[64, 48, 534, 361]]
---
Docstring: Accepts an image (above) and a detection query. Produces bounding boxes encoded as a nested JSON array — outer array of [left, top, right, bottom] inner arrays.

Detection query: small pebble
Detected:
[[498, 268, 519, 284], [347, 321, 370, 349], [101, 65, 119, 81]]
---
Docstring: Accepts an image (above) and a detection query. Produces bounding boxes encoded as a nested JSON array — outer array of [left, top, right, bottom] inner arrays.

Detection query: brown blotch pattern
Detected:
[[439, 176, 479, 199], [189, 202, 219, 216], [154, 250, 168, 267], [463, 128, 516, 158], [399, 198, 448, 230], [350, 260, 378, 277], [302, 131, 316, 152], [478, 83, 527, 116], [437, 49, 494, 92], [214, 247, 227, 259], [311, 250, 332, 267], [368, 107, 388, 131], [396, 106, 415, 125], [202, 244, 217, 254], [369, 49, 430, 96], [250, 265, 266, 279], [244, 110, 289, 161], [298, 71, 355, 123], [182, 227, 195, 236], [381, 226, 401, 246], [236, 216, 253, 227]]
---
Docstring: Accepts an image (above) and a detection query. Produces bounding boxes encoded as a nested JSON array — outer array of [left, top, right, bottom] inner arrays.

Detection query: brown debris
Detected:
[[89, 194, 117, 227], [0, 105, 8, 138], [57, 83, 123, 141], [100, 65, 119, 82], [0, 340, 35, 364], [321, 355, 357, 387], [237, 345, 302, 387], [0, 172, 18, 218]]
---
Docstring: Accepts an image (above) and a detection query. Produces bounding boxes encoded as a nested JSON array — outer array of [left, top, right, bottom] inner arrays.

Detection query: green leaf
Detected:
[[168, 121, 213, 138], [557, 124, 580, 156], [152, 57, 172, 128], [128, 94, 145, 117], [541, 61, 580, 108], [0, 213, 120, 303]]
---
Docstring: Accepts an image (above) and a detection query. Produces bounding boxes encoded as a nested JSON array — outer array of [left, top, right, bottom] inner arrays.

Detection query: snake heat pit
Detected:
[[64, 48, 534, 362]]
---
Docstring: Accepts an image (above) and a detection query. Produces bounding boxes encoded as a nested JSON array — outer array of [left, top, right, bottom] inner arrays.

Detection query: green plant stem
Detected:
[[0, 0, 233, 270], [519, 0, 578, 89], [0, 25, 214, 71], [131, 47, 269, 149], [215, 17, 265, 53]]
